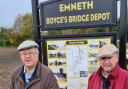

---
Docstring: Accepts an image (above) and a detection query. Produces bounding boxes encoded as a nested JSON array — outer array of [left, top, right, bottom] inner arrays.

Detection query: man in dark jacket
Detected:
[[10, 40, 59, 89], [88, 44, 128, 89]]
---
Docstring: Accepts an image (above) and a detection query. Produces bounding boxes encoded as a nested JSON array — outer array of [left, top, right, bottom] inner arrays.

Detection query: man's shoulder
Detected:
[[11, 65, 23, 78], [118, 67, 128, 76], [88, 71, 100, 83], [88, 71, 101, 87], [89, 72, 99, 79], [13, 65, 23, 72]]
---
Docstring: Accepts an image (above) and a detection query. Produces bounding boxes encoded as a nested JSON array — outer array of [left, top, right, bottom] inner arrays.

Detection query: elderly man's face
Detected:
[[99, 53, 119, 73], [19, 47, 39, 70]]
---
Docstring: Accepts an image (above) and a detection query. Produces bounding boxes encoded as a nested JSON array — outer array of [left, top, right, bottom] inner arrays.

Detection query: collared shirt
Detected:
[[24, 67, 35, 84]]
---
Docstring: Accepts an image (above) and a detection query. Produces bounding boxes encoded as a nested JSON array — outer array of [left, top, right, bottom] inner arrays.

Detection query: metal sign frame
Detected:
[[31, 0, 127, 69]]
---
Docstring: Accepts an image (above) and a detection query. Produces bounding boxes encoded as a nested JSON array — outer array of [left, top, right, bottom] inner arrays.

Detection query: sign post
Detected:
[[31, 0, 42, 62], [119, 0, 127, 69]]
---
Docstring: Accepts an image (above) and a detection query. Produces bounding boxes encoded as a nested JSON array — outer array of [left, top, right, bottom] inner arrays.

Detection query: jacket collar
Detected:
[[17, 62, 41, 86], [97, 64, 119, 80], [29, 62, 41, 81], [108, 64, 119, 79]]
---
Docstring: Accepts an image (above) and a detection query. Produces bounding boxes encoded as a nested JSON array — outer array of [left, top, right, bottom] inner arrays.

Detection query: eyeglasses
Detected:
[[99, 57, 112, 61], [20, 51, 37, 56]]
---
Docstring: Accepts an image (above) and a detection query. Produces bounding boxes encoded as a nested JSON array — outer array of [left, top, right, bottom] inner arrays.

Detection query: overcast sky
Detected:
[[0, 0, 125, 28], [0, 0, 48, 28]]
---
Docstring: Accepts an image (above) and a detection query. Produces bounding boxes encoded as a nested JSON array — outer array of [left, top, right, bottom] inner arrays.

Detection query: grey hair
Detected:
[[35, 48, 39, 53]]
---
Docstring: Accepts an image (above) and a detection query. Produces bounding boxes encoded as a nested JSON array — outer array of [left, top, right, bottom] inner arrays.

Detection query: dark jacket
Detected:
[[10, 62, 59, 89], [88, 64, 128, 89]]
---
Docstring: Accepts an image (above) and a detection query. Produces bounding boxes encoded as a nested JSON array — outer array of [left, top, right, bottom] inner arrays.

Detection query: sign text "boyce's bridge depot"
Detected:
[[47, 1, 110, 24], [40, 0, 117, 29]]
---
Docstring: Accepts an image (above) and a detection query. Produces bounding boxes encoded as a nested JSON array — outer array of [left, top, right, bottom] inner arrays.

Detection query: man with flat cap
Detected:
[[10, 40, 59, 89], [88, 44, 128, 89]]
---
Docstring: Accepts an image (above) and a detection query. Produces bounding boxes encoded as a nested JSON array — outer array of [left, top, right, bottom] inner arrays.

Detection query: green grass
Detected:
[[0, 40, 11, 47]]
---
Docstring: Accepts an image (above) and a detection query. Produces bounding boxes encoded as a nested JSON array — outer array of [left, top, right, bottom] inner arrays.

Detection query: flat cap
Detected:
[[17, 40, 39, 51], [97, 44, 118, 58]]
